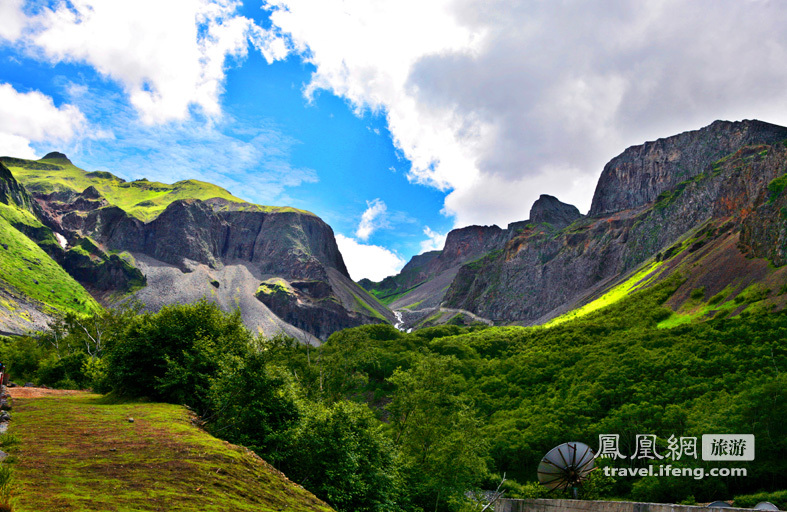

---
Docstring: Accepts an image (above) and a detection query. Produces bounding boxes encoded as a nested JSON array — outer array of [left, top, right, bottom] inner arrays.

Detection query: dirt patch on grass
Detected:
[[8, 387, 85, 399]]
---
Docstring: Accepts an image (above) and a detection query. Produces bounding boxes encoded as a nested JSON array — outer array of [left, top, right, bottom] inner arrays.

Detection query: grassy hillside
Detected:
[[8, 390, 333, 512], [2, 156, 312, 222], [545, 217, 787, 328], [0, 203, 101, 321]]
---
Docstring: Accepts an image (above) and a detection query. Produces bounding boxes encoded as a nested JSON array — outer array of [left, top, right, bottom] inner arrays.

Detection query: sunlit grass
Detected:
[[10, 392, 333, 512]]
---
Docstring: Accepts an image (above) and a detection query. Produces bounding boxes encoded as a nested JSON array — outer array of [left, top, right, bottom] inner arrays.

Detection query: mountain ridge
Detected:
[[0, 155, 391, 340], [368, 119, 787, 330]]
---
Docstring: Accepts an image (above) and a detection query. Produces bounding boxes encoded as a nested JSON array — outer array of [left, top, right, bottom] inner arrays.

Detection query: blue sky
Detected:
[[2, 0, 787, 280]]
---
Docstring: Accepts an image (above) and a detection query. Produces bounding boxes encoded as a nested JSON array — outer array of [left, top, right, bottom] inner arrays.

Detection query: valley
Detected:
[[1, 118, 786, 511]]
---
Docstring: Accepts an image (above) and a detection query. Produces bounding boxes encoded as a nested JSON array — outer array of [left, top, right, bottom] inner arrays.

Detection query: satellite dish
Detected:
[[537, 442, 595, 498], [707, 501, 733, 509], [754, 502, 779, 511]]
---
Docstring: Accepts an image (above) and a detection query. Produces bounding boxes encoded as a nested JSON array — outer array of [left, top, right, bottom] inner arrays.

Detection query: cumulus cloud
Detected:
[[0, 83, 86, 159], [355, 198, 388, 241], [264, 0, 787, 231], [21, 0, 287, 124], [420, 226, 448, 253], [335, 234, 406, 282], [67, 87, 317, 208], [0, 0, 26, 41]]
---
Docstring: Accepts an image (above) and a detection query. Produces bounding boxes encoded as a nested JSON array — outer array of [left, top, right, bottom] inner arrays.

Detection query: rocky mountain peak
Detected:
[[41, 152, 72, 164], [588, 119, 787, 217], [529, 194, 581, 229], [440, 225, 505, 263]]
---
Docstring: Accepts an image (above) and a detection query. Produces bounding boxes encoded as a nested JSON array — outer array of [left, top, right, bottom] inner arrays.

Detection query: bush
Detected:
[[767, 173, 787, 199], [37, 352, 89, 389], [208, 355, 300, 465], [283, 401, 400, 512], [734, 490, 787, 510], [0, 336, 47, 384], [105, 300, 252, 413], [690, 287, 705, 300]]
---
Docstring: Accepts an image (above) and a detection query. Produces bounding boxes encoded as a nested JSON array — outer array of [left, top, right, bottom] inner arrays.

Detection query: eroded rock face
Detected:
[[0, 163, 36, 212], [34, 186, 371, 339], [431, 225, 508, 273], [256, 278, 382, 340], [60, 198, 348, 282], [442, 122, 787, 324], [529, 194, 581, 229], [588, 120, 787, 217], [0, 163, 145, 294]]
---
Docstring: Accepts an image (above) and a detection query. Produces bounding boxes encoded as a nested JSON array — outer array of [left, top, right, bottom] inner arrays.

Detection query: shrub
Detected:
[[767, 173, 787, 200], [708, 291, 726, 304], [690, 287, 705, 300], [208, 355, 300, 465], [283, 401, 400, 512], [734, 490, 787, 510], [0, 336, 47, 384], [105, 300, 251, 413], [37, 352, 88, 389]]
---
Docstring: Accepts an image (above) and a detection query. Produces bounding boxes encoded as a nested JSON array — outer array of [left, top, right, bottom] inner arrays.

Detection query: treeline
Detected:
[[1, 278, 785, 510]]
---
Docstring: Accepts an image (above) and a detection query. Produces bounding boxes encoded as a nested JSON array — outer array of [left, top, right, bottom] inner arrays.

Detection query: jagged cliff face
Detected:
[[526, 194, 581, 228], [443, 121, 787, 324], [589, 120, 787, 216], [0, 163, 36, 212], [2, 156, 391, 340], [383, 120, 787, 328], [360, 224, 510, 310], [365, 194, 582, 327], [57, 197, 347, 282]]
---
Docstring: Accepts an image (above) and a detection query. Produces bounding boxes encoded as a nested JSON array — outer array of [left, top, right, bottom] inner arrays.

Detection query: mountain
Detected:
[[368, 119, 787, 329], [6, 118, 787, 338], [0, 154, 392, 340]]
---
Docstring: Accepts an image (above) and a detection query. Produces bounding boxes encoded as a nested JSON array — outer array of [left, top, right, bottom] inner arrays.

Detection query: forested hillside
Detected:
[[1, 277, 784, 511]]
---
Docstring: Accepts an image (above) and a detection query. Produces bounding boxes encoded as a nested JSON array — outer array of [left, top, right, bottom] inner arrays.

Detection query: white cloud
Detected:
[[420, 226, 448, 253], [0, 83, 86, 159], [0, 0, 26, 41], [335, 234, 406, 282], [68, 89, 317, 208], [22, 0, 286, 124], [264, 0, 787, 228], [355, 198, 387, 241]]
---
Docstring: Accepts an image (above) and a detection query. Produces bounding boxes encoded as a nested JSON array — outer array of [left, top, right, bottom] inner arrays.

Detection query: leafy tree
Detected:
[[283, 400, 401, 512], [388, 355, 490, 511], [208, 353, 300, 466], [105, 300, 251, 413]]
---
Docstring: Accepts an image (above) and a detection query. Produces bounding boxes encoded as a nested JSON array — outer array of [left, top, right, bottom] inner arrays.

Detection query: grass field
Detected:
[[7, 389, 333, 512]]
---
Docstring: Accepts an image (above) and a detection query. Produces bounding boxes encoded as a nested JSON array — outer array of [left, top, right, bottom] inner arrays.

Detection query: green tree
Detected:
[[208, 353, 301, 466], [284, 400, 401, 512], [388, 355, 490, 511], [105, 300, 251, 413]]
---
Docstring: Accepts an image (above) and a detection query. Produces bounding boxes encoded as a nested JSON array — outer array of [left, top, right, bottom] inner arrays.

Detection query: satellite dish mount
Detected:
[[537, 442, 596, 499]]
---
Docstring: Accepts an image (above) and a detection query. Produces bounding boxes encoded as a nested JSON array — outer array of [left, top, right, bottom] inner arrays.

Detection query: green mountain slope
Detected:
[[2, 153, 312, 222], [0, 163, 101, 332], [264, 280, 787, 506]]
